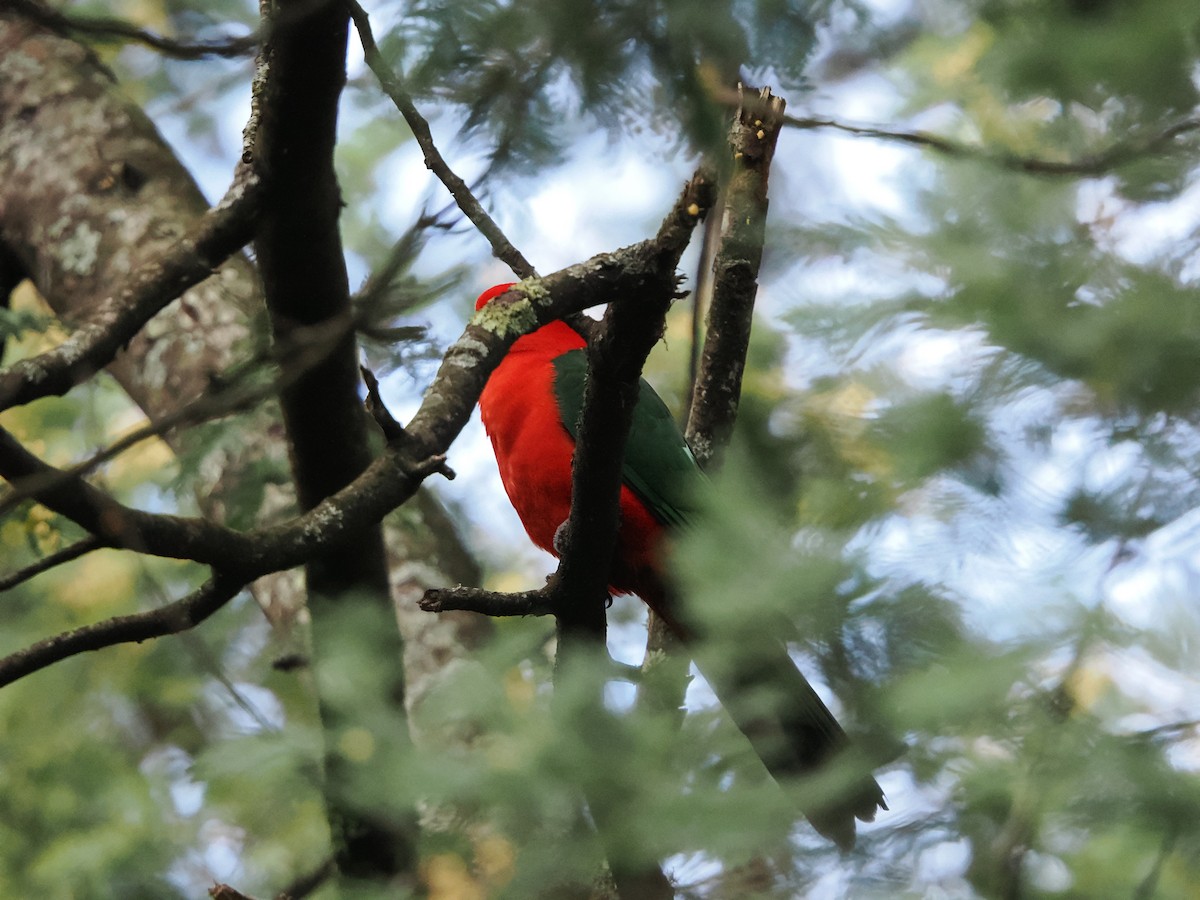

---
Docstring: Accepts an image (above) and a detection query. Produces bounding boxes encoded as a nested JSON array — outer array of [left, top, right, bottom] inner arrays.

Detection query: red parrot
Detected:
[[475, 283, 885, 848]]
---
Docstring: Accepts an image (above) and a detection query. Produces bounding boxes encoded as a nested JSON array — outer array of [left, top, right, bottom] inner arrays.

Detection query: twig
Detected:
[[783, 111, 1200, 177], [359, 364, 407, 442], [0, 170, 263, 411], [344, 0, 538, 279], [361, 364, 457, 480], [0, 574, 244, 687], [0, 536, 105, 592], [4, 0, 260, 59], [419, 584, 554, 616]]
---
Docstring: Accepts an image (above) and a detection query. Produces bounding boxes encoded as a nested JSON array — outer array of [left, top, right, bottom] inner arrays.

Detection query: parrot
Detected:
[[474, 282, 885, 848]]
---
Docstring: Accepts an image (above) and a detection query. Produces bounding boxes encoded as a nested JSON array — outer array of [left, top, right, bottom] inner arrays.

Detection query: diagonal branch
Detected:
[[0, 574, 244, 688], [554, 169, 717, 644], [345, 0, 537, 279], [2, 0, 259, 59], [0, 170, 262, 412], [782, 111, 1200, 177], [0, 535, 105, 593]]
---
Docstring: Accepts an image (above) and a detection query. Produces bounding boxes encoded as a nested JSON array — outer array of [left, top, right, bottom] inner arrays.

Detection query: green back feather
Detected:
[[552, 348, 701, 529]]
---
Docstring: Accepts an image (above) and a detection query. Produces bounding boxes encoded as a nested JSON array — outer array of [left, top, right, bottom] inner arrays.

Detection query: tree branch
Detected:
[[0, 366, 275, 521], [0, 535, 105, 592], [0, 574, 244, 688], [344, 0, 538, 279], [639, 85, 785, 791], [782, 111, 1200, 177], [418, 584, 554, 617], [0, 169, 262, 412], [552, 170, 716, 645], [686, 85, 785, 467], [2, 0, 260, 59], [253, 0, 420, 882], [0, 423, 253, 566]]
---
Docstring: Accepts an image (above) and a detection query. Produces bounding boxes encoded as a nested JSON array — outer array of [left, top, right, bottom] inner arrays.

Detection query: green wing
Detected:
[[552, 348, 702, 529]]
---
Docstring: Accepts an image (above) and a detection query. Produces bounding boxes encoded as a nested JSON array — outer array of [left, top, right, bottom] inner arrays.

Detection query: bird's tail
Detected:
[[647, 589, 886, 849], [693, 633, 886, 850]]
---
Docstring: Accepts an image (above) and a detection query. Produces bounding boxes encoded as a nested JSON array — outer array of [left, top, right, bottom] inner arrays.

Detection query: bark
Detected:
[[686, 86, 787, 469], [252, 0, 418, 880]]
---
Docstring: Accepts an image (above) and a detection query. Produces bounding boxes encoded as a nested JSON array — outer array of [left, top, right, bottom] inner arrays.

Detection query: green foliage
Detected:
[[976, 0, 1200, 117], [403, 0, 827, 166]]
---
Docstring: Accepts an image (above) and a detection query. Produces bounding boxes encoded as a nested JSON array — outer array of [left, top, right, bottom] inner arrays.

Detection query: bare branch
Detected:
[[2, 0, 260, 59], [0, 423, 253, 566], [686, 86, 786, 468], [419, 584, 554, 617], [0, 574, 244, 688], [360, 364, 408, 443], [0, 170, 263, 412], [0, 536, 105, 593], [344, 0, 538, 279], [783, 111, 1200, 177], [553, 170, 717, 646], [0, 367, 273, 520]]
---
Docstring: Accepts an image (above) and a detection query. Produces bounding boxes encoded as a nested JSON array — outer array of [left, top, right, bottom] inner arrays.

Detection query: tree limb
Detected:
[[253, 0, 420, 882], [344, 0, 538, 279], [782, 111, 1200, 177], [686, 85, 786, 467], [1, 0, 260, 59], [0, 574, 244, 688], [0, 170, 262, 411], [418, 584, 554, 617], [0, 535, 105, 593]]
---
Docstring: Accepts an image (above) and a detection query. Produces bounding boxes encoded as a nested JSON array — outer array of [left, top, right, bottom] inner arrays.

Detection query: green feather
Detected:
[[552, 348, 702, 529]]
